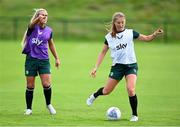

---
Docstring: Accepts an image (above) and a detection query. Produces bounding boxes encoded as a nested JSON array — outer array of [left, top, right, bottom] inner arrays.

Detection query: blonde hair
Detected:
[[21, 8, 47, 48], [110, 12, 125, 37]]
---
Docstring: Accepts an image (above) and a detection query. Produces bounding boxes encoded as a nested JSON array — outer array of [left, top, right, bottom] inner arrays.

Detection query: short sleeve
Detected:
[[104, 39, 108, 45], [50, 32, 53, 39], [26, 26, 34, 36], [47, 32, 53, 42], [133, 30, 140, 39]]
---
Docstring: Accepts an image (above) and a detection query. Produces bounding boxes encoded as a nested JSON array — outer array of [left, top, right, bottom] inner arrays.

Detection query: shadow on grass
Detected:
[[104, 118, 129, 122]]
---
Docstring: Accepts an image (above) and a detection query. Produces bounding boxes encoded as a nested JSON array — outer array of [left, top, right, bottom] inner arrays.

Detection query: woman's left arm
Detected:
[[48, 39, 60, 69], [138, 28, 164, 42]]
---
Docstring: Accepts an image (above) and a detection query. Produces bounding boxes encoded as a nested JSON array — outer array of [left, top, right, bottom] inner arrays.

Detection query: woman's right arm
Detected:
[[90, 44, 109, 77], [29, 15, 43, 29], [21, 15, 43, 48]]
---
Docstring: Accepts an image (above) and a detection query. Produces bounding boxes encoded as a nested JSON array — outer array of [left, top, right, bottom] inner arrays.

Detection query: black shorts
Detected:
[[109, 63, 138, 81]]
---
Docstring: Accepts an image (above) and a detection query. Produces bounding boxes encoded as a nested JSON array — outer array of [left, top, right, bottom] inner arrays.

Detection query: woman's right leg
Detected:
[[86, 77, 119, 106], [25, 76, 35, 111], [103, 78, 119, 95]]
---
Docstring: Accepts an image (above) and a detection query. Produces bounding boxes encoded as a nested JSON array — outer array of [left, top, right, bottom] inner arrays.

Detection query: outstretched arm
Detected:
[[138, 28, 163, 42], [90, 44, 109, 78], [48, 39, 60, 69]]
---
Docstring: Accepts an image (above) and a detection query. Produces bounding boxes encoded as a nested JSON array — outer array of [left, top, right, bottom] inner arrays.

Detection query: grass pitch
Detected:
[[0, 40, 180, 126]]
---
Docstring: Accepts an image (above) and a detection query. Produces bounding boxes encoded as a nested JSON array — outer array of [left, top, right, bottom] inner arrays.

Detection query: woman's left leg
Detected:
[[40, 74, 56, 114], [125, 74, 138, 121], [40, 74, 51, 105]]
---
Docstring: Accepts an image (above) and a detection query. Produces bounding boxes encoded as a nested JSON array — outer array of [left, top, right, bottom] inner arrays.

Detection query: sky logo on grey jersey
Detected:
[[116, 43, 127, 50]]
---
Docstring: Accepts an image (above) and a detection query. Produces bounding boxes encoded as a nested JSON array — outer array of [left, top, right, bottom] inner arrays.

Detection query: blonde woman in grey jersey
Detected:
[[86, 12, 163, 122]]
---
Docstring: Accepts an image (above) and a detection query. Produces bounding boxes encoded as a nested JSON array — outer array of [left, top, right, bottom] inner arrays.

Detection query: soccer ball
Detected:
[[106, 107, 121, 120]]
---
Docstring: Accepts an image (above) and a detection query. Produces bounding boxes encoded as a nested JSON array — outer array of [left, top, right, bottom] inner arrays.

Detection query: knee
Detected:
[[42, 82, 51, 88], [43, 84, 50, 88], [127, 87, 135, 96], [26, 79, 35, 88], [103, 88, 111, 95], [27, 84, 35, 89], [42, 80, 51, 87]]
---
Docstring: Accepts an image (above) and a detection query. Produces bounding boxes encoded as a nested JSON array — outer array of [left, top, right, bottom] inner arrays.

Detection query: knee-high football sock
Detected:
[[43, 85, 52, 105], [25, 87, 34, 109], [93, 87, 104, 98], [129, 94, 138, 116]]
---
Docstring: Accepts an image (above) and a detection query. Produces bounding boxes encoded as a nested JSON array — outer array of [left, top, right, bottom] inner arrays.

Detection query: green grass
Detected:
[[0, 40, 180, 126], [0, 0, 179, 41], [0, 0, 179, 20]]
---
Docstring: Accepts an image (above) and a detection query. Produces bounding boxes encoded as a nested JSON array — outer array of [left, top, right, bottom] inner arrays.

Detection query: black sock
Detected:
[[93, 87, 104, 98], [25, 87, 34, 109], [129, 94, 138, 116], [43, 85, 52, 105]]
